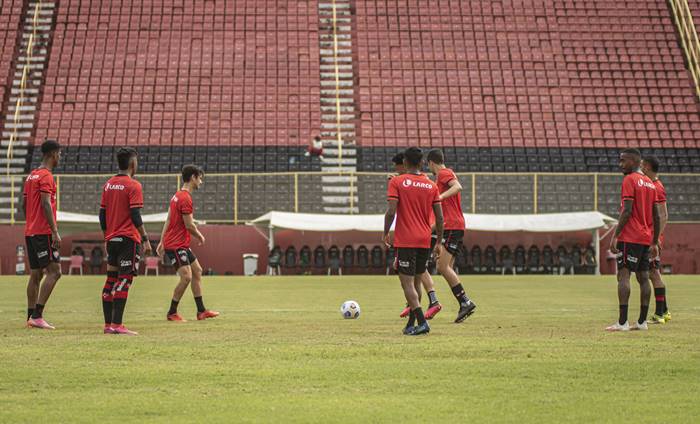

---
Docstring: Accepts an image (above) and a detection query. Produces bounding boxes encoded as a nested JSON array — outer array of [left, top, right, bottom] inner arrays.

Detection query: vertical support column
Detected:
[[533, 173, 538, 214], [593, 228, 601, 275], [55, 175, 60, 211], [294, 173, 299, 213], [10, 177, 15, 224], [471, 173, 476, 214], [349, 171, 354, 214], [593, 173, 598, 211], [233, 174, 238, 224]]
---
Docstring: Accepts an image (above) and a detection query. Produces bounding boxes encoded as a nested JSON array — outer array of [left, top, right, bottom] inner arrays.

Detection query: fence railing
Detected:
[[669, 0, 700, 99], [4, 172, 699, 224]]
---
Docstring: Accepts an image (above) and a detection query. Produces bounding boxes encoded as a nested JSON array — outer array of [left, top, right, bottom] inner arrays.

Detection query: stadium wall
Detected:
[[0, 224, 698, 275]]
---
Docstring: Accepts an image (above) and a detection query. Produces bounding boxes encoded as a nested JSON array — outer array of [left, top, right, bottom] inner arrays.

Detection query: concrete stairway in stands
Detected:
[[0, 1, 57, 222], [318, 0, 359, 214]]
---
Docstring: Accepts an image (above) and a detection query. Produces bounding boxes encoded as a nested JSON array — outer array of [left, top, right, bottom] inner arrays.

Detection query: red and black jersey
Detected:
[[162, 190, 194, 250], [100, 174, 144, 242], [436, 167, 465, 230], [387, 173, 441, 248], [618, 171, 659, 246], [23, 168, 56, 236], [653, 179, 666, 246]]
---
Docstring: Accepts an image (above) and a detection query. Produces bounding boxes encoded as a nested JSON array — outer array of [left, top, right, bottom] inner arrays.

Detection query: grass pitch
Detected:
[[0, 274, 699, 423]]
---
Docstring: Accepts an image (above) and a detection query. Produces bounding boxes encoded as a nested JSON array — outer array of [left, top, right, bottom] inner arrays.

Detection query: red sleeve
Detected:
[[38, 172, 53, 193], [655, 184, 666, 203], [129, 181, 144, 208], [621, 175, 635, 200], [432, 185, 441, 204], [438, 169, 456, 186], [387, 177, 399, 200], [179, 193, 193, 214]]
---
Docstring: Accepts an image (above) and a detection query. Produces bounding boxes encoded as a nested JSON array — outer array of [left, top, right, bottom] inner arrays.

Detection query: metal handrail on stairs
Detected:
[[669, 0, 700, 99]]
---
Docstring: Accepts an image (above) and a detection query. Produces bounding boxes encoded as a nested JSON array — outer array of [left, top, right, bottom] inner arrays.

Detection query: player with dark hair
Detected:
[[641, 155, 671, 324], [607, 148, 661, 332], [156, 165, 219, 322], [384, 147, 444, 335], [99, 147, 152, 335], [390, 152, 443, 319], [426, 149, 477, 322], [23, 139, 62, 329]]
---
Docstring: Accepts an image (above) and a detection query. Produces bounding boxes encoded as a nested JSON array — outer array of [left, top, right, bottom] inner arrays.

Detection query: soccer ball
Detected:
[[340, 300, 361, 319]]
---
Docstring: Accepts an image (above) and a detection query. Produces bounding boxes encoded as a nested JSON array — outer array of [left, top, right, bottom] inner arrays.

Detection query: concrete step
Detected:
[[318, 3, 351, 8], [4, 123, 33, 129], [322, 186, 357, 194], [11, 88, 39, 94], [320, 88, 354, 95], [320, 56, 352, 63], [323, 147, 356, 156], [322, 195, 359, 204], [321, 166, 358, 173], [319, 41, 352, 48], [320, 131, 355, 138], [8, 96, 38, 103], [4, 114, 34, 121], [319, 34, 351, 40], [320, 97, 354, 104], [320, 72, 353, 79], [321, 113, 355, 120], [321, 105, 354, 112], [1, 139, 30, 147], [323, 206, 360, 214], [0, 148, 29, 156], [2, 131, 31, 138], [321, 122, 355, 129], [0, 185, 23, 194], [322, 157, 357, 165], [320, 64, 352, 70], [321, 175, 357, 184], [0, 158, 29, 165]]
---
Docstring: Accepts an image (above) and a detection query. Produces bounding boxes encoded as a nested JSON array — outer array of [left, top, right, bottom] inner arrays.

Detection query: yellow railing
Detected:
[[5, 171, 699, 225], [669, 0, 700, 99], [6, 1, 44, 173]]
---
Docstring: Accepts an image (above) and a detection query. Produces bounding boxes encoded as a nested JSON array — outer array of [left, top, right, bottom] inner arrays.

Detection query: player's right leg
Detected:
[[436, 247, 475, 323], [396, 248, 429, 335], [26, 235, 61, 329], [649, 258, 669, 323], [630, 245, 652, 330], [28, 261, 62, 330], [190, 258, 219, 320], [26, 269, 41, 326], [107, 238, 140, 335], [421, 272, 442, 319], [165, 249, 192, 322], [607, 242, 632, 331]]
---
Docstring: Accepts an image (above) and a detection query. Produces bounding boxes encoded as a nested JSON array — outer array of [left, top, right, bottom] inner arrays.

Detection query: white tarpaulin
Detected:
[[249, 211, 616, 233], [57, 211, 168, 224]]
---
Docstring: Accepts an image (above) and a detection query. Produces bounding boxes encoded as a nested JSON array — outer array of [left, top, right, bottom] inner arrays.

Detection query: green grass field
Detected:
[[0, 275, 699, 423]]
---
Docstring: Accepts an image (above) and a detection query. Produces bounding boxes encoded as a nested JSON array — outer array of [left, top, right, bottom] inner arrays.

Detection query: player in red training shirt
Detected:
[[99, 147, 152, 335], [384, 147, 444, 336], [156, 165, 219, 322], [427, 149, 477, 323], [390, 152, 443, 320], [641, 156, 671, 324], [607, 148, 661, 332], [23, 139, 62, 330]]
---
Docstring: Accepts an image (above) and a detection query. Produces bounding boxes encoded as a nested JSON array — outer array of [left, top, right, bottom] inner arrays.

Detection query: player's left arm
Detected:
[[383, 199, 398, 247], [610, 199, 633, 254], [651, 203, 661, 258], [439, 178, 462, 201], [155, 211, 170, 257], [183, 213, 205, 245], [657, 201, 668, 236]]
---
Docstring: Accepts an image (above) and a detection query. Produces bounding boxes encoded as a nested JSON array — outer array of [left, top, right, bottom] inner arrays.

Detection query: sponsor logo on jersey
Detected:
[[402, 178, 433, 189], [637, 178, 656, 190], [26, 174, 41, 181], [105, 183, 126, 191]]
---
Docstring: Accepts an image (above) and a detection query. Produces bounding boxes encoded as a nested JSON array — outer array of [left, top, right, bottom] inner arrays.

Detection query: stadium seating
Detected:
[[33, 1, 321, 158]]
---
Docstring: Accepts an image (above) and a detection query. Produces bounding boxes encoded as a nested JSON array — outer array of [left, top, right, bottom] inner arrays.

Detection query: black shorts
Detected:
[[442, 230, 464, 256], [25, 235, 60, 270], [394, 248, 431, 276], [616, 241, 650, 272], [164, 248, 197, 269], [107, 236, 142, 275]]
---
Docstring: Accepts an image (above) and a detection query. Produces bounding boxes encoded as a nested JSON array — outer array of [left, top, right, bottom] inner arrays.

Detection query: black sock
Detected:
[[31, 304, 44, 319], [168, 299, 179, 315], [639, 305, 649, 325], [112, 299, 127, 325], [407, 310, 416, 328], [618, 304, 628, 325], [27, 308, 33, 320], [654, 287, 666, 316], [414, 307, 426, 325], [427, 290, 438, 305], [102, 300, 113, 325], [451, 284, 469, 305], [194, 296, 206, 313]]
